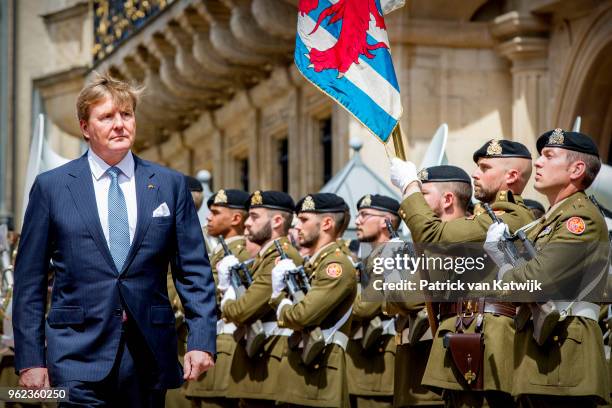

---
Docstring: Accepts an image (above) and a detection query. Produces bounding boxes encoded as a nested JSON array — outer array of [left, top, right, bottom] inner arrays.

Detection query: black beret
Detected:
[[418, 165, 471, 184], [473, 139, 532, 163], [524, 199, 545, 213], [536, 128, 599, 157], [207, 189, 250, 210], [248, 190, 295, 213], [184, 175, 203, 192], [356, 194, 399, 214], [295, 193, 348, 214]]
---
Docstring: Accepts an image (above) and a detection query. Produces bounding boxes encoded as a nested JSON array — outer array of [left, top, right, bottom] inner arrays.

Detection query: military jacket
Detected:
[[503, 191, 610, 402], [223, 236, 302, 325], [400, 190, 533, 243]]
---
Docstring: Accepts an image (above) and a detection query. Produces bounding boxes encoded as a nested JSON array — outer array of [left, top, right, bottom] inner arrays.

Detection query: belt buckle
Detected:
[[462, 300, 474, 318]]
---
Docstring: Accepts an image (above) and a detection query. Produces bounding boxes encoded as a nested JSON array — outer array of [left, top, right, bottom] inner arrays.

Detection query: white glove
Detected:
[[271, 259, 296, 298], [485, 222, 509, 243], [217, 255, 239, 291], [220, 286, 236, 311], [390, 158, 419, 192]]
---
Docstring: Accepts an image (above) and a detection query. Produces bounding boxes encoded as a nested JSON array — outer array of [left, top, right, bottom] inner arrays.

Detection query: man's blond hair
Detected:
[[76, 72, 143, 122]]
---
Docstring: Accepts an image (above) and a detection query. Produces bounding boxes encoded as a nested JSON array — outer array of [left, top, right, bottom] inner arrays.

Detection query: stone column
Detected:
[[492, 11, 550, 153], [492, 10, 550, 199]]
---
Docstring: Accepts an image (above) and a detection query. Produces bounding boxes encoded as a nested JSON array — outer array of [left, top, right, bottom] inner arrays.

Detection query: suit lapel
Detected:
[[120, 156, 158, 275], [67, 154, 117, 272]]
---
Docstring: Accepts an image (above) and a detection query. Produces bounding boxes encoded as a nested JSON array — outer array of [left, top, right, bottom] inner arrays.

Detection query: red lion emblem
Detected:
[[299, 0, 388, 76]]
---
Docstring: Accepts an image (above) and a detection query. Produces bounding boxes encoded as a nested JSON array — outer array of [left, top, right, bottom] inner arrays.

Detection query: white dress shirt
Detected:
[[88, 149, 138, 245]]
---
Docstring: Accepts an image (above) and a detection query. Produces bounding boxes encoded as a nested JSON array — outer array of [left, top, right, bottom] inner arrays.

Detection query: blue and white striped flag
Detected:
[[295, 0, 403, 143]]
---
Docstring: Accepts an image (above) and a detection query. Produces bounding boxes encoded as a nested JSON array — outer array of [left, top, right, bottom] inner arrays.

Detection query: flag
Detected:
[[295, 0, 403, 143]]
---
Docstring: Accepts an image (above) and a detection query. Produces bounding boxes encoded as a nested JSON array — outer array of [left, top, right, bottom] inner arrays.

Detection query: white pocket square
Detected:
[[152, 202, 171, 217]]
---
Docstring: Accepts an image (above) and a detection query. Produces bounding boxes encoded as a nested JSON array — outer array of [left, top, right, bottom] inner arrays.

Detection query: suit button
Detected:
[[114, 309, 122, 316]]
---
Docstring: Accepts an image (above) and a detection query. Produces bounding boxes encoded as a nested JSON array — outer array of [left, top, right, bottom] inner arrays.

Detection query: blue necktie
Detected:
[[107, 166, 130, 271]]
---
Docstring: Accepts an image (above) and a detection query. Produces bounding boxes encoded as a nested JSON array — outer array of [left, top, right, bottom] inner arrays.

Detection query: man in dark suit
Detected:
[[13, 73, 216, 406]]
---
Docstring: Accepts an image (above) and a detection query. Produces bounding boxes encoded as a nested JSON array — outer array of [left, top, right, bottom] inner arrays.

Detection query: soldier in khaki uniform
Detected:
[[270, 193, 357, 407], [389, 140, 535, 407], [346, 194, 401, 407], [386, 165, 472, 408], [184, 189, 251, 408], [487, 130, 610, 407], [219, 191, 302, 407]]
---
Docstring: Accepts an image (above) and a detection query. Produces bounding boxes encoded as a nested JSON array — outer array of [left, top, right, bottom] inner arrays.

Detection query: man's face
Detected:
[[355, 209, 386, 242], [421, 183, 444, 217], [206, 205, 235, 237], [295, 213, 321, 249], [534, 147, 571, 194], [80, 95, 135, 161], [472, 158, 504, 203], [244, 208, 272, 246]]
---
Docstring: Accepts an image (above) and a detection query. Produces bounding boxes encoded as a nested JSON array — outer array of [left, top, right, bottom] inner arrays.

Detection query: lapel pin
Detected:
[[147, 184, 155, 189]]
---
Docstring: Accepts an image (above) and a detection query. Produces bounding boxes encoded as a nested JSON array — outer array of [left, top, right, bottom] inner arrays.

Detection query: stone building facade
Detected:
[[1, 0, 611, 228]]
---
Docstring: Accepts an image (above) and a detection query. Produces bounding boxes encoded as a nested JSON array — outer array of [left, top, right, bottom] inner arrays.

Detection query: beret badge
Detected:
[[486, 139, 503, 156], [418, 169, 429, 182], [251, 190, 263, 206], [214, 189, 228, 204], [548, 128, 565, 145], [302, 195, 316, 211]]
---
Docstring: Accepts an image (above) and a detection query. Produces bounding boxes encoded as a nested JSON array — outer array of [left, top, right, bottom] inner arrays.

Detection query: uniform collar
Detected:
[[88, 149, 134, 180], [306, 241, 337, 266]]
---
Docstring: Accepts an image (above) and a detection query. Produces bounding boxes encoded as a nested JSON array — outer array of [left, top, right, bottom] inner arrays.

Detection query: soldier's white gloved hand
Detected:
[[390, 158, 419, 192], [271, 259, 296, 298], [217, 255, 239, 292], [220, 286, 236, 311], [485, 222, 509, 243]]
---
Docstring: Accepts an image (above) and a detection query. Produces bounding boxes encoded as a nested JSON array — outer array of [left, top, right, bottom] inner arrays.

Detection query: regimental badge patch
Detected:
[[360, 194, 372, 208], [326, 263, 343, 278], [566, 217, 586, 235], [418, 169, 429, 182]]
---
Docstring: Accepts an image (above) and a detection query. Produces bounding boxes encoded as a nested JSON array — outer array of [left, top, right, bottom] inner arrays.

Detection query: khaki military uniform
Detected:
[[499, 192, 610, 406], [184, 236, 249, 407], [399, 190, 534, 404], [222, 237, 302, 404], [383, 301, 443, 408], [347, 243, 395, 407], [271, 241, 357, 407]]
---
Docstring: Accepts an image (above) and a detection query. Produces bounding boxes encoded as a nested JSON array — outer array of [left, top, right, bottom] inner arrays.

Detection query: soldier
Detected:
[[270, 193, 357, 407], [389, 140, 535, 407], [346, 194, 400, 407], [184, 188, 251, 408], [219, 191, 302, 407], [386, 165, 472, 408], [487, 129, 610, 407]]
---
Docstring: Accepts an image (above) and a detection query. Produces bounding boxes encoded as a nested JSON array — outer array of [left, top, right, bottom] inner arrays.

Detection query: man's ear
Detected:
[[79, 119, 90, 142], [569, 160, 586, 182], [321, 215, 334, 233], [505, 168, 519, 186], [442, 192, 454, 210]]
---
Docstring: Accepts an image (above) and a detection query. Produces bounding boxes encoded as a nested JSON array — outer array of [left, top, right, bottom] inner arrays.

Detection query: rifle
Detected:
[[483, 203, 537, 265], [219, 236, 253, 296], [274, 240, 309, 302], [219, 237, 265, 357]]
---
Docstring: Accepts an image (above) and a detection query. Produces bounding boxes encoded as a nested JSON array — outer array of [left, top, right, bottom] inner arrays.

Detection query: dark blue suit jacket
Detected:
[[13, 153, 216, 387]]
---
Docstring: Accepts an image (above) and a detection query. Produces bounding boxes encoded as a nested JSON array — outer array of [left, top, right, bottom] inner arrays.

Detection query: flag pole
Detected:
[[391, 126, 406, 160], [391, 124, 439, 335]]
